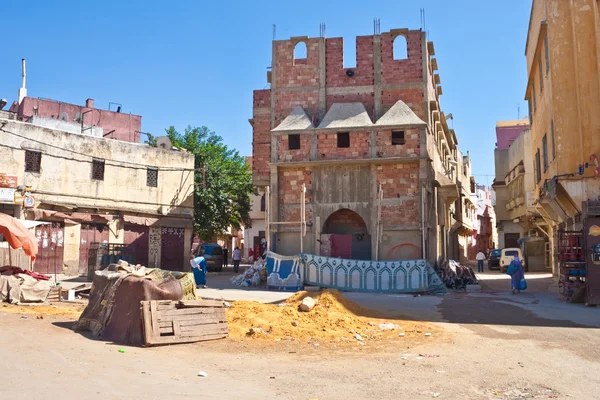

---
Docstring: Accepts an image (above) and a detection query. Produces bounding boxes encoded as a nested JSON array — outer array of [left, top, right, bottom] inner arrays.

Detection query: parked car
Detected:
[[488, 249, 502, 270], [196, 243, 224, 272], [500, 248, 527, 273]]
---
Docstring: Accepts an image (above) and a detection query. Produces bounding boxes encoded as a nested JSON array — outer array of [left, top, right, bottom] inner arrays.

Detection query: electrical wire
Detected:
[[0, 125, 196, 172]]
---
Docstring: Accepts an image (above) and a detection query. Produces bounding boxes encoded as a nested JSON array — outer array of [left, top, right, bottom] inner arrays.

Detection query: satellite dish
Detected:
[[156, 137, 172, 149]]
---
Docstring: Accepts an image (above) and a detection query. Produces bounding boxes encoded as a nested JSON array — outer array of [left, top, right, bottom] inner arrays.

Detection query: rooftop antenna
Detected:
[[273, 24, 276, 41], [319, 23, 326, 38], [518, 104, 521, 119]]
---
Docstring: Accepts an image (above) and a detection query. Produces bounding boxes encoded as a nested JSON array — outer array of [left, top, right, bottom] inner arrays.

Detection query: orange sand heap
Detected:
[[1, 302, 85, 317], [227, 289, 440, 345]]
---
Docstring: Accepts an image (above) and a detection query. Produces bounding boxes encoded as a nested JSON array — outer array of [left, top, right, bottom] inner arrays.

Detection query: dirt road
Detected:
[[1, 272, 599, 399]]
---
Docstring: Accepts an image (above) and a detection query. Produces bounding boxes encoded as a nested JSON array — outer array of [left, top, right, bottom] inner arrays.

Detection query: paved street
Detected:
[[2, 268, 599, 400]]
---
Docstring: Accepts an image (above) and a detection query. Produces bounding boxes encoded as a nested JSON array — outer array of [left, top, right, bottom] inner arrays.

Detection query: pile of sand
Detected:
[[226, 289, 439, 345], [1, 302, 85, 317]]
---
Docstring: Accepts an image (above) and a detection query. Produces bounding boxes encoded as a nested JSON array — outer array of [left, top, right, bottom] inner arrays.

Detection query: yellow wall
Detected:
[[526, 0, 600, 205]]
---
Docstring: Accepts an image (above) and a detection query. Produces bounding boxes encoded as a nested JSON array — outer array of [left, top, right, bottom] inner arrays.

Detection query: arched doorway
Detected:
[[321, 209, 371, 260]]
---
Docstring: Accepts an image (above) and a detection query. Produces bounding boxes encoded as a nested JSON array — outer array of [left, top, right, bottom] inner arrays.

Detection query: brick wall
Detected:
[[276, 134, 311, 162], [381, 88, 425, 120], [278, 167, 313, 225], [375, 128, 420, 158], [380, 31, 424, 85], [376, 163, 420, 198], [375, 162, 420, 227], [275, 39, 320, 89], [317, 131, 369, 160], [252, 90, 272, 182], [274, 91, 319, 127], [323, 208, 368, 234], [325, 36, 374, 87]]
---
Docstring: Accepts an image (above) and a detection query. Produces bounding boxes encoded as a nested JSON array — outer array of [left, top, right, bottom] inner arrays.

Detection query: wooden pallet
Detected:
[[141, 299, 228, 346]]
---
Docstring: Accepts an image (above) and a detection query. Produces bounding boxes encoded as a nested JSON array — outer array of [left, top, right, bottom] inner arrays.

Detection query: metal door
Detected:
[[79, 224, 109, 274], [585, 217, 600, 305], [160, 227, 185, 271], [34, 222, 64, 274], [124, 224, 149, 267], [504, 233, 520, 248], [320, 234, 352, 259]]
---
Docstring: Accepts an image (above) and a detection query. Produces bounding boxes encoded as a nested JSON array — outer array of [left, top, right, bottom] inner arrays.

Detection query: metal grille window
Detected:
[[25, 150, 41, 173], [391, 130, 405, 145], [288, 134, 300, 150], [147, 167, 158, 187], [544, 34, 550, 75], [92, 159, 105, 181], [535, 149, 541, 183], [337, 132, 350, 148], [542, 134, 548, 172], [538, 57, 544, 91], [551, 118, 556, 160]]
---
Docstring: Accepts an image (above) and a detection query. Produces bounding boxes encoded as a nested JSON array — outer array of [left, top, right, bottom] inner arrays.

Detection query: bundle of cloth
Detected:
[[433, 258, 478, 290], [74, 261, 197, 345], [230, 258, 267, 287], [0, 266, 52, 304]]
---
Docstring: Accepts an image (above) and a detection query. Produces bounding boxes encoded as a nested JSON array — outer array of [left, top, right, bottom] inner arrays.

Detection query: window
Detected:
[[393, 35, 408, 60], [391, 130, 405, 145], [260, 194, 266, 212], [288, 134, 300, 150], [544, 34, 550, 75], [25, 150, 41, 173], [293, 41, 307, 64], [147, 167, 158, 187], [542, 134, 548, 172], [337, 132, 350, 148], [92, 159, 105, 181], [533, 83, 537, 111], [551, 118, 556, 160], [538, 57, 544, 91], [535, 149, 541, 183], [528, 98, 533, 125]]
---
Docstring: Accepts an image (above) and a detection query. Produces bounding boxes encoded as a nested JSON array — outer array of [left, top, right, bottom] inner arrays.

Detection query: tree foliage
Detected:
[[160, 126, 254, 240]]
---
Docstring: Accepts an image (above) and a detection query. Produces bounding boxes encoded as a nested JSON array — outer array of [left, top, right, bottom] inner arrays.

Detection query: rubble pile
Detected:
[[226, 289, 440, 345], [433, 258, 478, 290], [230, 258, 267, 287]]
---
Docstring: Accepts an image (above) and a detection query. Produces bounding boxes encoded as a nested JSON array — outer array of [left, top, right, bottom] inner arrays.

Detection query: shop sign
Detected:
[[0, 188, 15, 202], [23, 195, 35, 208], [0, 174, 17, 189], [589, 225, 600, 237]]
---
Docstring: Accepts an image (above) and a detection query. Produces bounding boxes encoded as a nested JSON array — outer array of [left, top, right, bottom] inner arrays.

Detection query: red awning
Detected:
[[0, 214, 38, 261]]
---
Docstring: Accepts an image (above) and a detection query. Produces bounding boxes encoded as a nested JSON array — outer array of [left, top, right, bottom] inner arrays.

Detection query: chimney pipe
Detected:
[[86, 98, 94, 108], [18, 59, 27, 105]]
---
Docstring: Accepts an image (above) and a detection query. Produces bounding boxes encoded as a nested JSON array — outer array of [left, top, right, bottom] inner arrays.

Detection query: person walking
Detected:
[[223, 247, 228, 267], [476, 250, 486, 273], [190, 251, 207, 289], [507, 254, 525, 295], [232, 247, 241, 273]]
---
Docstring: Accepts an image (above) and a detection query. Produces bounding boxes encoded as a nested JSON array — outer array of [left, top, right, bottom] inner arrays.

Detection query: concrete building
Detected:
[[448, 150, 477, 262], [0, 118, 195, 275], [243, 157, 266, 261], [251, 27, 469, 263], [473, 185, 496, 255], [525, 0, 600, 274]]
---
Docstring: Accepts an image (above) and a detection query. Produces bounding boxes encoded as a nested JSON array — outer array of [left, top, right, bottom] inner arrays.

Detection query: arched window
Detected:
[[293, 41, 307, 64], [260, 194, 266, 212], [393, 35, 408, 60]]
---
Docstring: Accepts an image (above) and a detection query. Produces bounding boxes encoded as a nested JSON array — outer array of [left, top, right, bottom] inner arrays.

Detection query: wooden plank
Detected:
[[157, 312, 225, 325], [145, 332, 226, 346], [150, 301, 160, 337], [179, 325, 229, 336], [158, 308, 224, 317], [172, 320, 181, 337], [157, 304, 177, 311], [141, 302, 153, 346], [177, 299, 225, 308]]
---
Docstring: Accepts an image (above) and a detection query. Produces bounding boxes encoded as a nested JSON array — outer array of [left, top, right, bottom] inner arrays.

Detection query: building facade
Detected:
[[251, 27, 469, 263], [243, 157, 266, 261], [525, 0, 600, 274], [0, 117, 195, 275]]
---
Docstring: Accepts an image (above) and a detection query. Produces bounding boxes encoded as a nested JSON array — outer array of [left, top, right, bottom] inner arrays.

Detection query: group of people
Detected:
[[190, 242, 268, 289]]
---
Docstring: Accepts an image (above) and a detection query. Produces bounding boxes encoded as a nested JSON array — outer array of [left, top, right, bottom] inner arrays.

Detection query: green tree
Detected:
[[163, 126, 254, 241]]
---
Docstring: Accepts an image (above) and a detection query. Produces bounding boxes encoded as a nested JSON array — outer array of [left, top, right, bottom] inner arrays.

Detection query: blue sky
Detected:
[[1, 0, 531, 184]]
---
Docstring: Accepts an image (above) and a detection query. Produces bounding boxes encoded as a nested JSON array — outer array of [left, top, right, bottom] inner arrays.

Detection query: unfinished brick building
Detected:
[[250, 27, 461, 262]]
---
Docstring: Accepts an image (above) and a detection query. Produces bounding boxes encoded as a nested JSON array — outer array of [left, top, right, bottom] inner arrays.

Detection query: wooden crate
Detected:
[[141, 299, 228, 346]]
